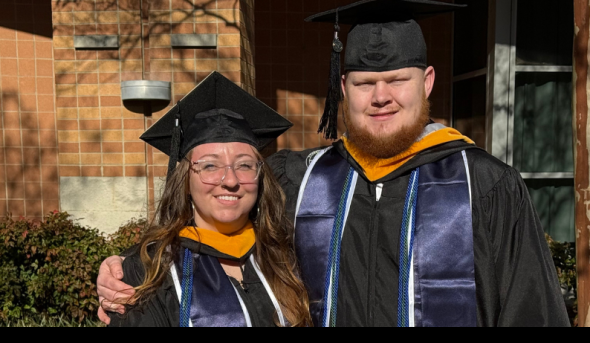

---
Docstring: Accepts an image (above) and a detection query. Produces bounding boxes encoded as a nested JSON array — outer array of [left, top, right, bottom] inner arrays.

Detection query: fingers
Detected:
[[98, 306, 111, 326], [100, 296, 126, 315], [97, 255, 134, 317], [103, 256, 125, 280], [97, 256, 135, 299]]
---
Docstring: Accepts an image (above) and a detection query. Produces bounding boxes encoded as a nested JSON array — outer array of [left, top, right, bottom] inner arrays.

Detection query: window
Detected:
[[452, 0, 575, 242]]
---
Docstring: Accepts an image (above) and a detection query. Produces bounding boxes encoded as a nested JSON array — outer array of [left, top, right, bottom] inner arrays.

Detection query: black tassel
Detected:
[[167, 106, 182, 181], [318, 12, 343, 141]]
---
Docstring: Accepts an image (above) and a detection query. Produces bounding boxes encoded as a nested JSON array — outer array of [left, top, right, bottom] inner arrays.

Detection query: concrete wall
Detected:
[[60, 176, 147, 233]]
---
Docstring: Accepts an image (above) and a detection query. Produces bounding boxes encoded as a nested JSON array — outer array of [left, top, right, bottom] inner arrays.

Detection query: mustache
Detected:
[[365, 106, 402, 115]]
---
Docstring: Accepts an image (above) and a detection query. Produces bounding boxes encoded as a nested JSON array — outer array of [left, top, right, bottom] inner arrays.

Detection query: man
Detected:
[[97, 0, 569, 327]]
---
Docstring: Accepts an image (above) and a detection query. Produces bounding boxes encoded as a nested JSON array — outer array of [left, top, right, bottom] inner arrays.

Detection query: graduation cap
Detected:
[[305, 0, 466, 140], [140, 71, 293, 179]]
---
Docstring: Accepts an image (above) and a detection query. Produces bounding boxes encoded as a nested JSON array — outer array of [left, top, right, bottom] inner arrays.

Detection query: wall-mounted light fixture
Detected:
[[121, 81, 171, 116]]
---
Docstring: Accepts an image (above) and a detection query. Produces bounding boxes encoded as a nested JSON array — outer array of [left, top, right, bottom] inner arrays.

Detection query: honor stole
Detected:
[[169, 225, 286, 327], [294, 148, 477, 327]]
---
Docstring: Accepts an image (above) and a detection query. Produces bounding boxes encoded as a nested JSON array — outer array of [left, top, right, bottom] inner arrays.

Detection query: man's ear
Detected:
[[341, 74, 347, 99], [424, 66, 435, 98]]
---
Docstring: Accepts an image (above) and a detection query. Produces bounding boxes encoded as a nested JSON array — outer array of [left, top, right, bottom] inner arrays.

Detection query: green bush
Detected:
[[0, 211, 145, 324], [546, 234, 577, 327]]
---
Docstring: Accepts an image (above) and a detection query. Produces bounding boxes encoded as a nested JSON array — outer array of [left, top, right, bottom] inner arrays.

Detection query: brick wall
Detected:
[[254, 0, 455, 151], [0, 0, 453, 226], [0, 0, 57, 221], [47, 0, 255, 231], [0, 0, 257, 229], [52, 0, 147, 179], [141, 0, 255, 216]]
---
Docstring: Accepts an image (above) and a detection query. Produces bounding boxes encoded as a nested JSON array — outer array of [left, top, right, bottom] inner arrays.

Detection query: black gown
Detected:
[[108, 239, 277, 327], [267, 140, 570, 327]]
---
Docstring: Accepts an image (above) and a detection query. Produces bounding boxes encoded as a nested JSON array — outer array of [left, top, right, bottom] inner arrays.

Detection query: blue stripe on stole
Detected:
[[177, 252, 248, 327], [180, 248, 194, 327], [295, 151, 352, 328], [413, 152, 477, 327], [398, 169, 420, 327]]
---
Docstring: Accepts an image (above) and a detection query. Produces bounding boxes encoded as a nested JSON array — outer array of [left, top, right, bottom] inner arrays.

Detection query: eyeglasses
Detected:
[[190, 160, 264, 185]]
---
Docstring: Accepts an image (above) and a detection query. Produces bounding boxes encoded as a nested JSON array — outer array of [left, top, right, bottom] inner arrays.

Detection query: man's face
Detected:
[[342, 67, 435, 158]]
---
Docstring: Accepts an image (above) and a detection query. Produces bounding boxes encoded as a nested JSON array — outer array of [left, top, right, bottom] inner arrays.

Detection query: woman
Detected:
[[108, 72, 312, 327]]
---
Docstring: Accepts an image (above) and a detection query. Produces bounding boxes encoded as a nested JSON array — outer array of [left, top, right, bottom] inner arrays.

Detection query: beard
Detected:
[[344, 96, 431, 159]]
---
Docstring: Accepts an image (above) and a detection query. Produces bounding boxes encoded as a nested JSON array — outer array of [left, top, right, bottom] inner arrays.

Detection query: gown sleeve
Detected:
[[266, 148, 317, 221], [480, 168, 570, 327], [108, 253, 179, 327]]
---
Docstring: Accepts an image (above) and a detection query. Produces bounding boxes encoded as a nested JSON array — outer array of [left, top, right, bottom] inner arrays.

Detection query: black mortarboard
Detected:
[[140, 71, 293, 179], [305, 0, 465, 140]]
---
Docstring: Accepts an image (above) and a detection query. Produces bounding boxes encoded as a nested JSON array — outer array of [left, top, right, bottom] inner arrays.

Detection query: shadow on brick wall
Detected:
[[1, 90, 60, 220], [51, 0, 241, 61]]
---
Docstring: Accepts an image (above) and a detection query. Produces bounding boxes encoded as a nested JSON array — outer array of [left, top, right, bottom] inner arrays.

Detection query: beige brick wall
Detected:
[[52, 0, 146, 181], [48, 0, 258, 224], [142, 0, 257, 215]]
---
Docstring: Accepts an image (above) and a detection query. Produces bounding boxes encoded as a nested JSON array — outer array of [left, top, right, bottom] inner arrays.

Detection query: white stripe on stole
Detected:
[[407, 172, 420, 328], [170, 263, 194, 328], [231, 283, 253, 327], [461, 151, 473, 210], [409, 213, 416, 328], [324, 268, 335, 326], [250, 255, 287, 327], [324, 170, 358, 327]]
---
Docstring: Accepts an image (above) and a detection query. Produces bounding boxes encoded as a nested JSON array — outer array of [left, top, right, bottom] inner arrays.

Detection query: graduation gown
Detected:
[[267, 139, 570, 327], [108, 240, 277, 327]]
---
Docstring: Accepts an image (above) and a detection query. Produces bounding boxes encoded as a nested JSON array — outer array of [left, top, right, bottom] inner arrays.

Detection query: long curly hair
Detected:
[[127, 148, 312, 327]]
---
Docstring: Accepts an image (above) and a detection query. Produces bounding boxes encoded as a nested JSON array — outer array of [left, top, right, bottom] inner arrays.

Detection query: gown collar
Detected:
[[179, 221, 256, 262], [341, 125, 474, 182]]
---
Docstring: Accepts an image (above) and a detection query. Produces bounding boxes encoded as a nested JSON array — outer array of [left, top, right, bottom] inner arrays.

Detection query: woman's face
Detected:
[[188, 142, 260, 235]]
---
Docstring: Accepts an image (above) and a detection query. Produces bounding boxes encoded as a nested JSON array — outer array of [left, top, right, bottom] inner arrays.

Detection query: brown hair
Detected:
[[127, 149, 312, 327]]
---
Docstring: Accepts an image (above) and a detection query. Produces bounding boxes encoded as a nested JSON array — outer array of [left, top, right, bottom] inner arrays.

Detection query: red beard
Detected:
[[344, 96, 431, 159]]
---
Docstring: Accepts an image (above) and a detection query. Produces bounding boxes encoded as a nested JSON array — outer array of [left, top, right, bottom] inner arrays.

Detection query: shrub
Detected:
[[546, 234, 577, 327], [0, 211, 145, 324]]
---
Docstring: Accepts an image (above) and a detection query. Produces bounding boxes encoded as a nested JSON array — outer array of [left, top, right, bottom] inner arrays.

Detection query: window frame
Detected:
[[488, 0, 574, 180]]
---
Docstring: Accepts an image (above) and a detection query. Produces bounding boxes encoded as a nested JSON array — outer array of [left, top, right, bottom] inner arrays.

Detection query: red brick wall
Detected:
[[254, 0, 454, 151], [0, 0, 58, 220]]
